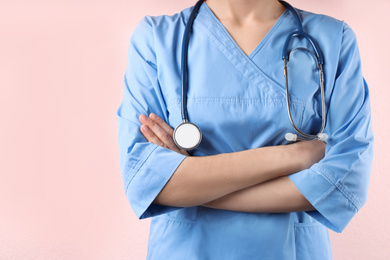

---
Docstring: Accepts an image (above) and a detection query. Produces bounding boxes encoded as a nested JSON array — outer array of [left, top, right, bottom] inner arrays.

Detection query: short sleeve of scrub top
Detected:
[[116, 17, 187, 219], [288, 23, 374, 233]]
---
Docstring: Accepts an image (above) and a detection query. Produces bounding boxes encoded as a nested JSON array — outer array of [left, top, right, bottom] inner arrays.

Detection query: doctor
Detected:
[[116, 0, 374, 259]]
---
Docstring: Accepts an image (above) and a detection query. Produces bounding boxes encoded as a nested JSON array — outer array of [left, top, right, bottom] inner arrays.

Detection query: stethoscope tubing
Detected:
[[175, 0, 328, 150], [180, 0, 204, 123]]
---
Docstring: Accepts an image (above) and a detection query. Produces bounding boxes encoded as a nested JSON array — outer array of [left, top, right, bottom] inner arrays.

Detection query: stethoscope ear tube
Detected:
[[282, 31, 324, 65], [283, 57, 328, 142], [280, 0, 328, 143], [285, 132, 328, 142], [175, 0, 205, 150], [180, 0, 204, 123]]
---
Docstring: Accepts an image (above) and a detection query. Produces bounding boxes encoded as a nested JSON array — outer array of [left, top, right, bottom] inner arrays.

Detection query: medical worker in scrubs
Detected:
[[116, 0, 374, 258]]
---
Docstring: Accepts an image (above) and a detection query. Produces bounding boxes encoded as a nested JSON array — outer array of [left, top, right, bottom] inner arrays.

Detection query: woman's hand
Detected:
[[139, 113, 189, 156]]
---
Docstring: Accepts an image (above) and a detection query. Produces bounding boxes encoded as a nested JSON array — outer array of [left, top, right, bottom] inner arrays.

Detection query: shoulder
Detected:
[[290, 7, 362, 81], [129, 5, 193, 61], [295, 8, 359, 56], [296, 8, 346, 35], [130, 5, 193, 44]]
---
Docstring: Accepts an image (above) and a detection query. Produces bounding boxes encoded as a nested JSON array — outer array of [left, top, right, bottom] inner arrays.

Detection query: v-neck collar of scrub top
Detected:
[[194, 2, 291, 99], [200, 2, 289, 60]]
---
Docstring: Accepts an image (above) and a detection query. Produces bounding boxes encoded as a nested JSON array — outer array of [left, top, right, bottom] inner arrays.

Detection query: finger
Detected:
[[148, 113, 190, 156], [149, 113, 174, 137], [179, 149, 190, 157], [139, 114, 191, 156], [139, 114, 182, 152], [140, 125, 167, 148], [141, 124, 189, 156], [149, 116, 190, 156]]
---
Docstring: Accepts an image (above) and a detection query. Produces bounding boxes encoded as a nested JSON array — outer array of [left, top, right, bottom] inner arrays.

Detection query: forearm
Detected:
[[203, 176, 315, 213], [154, 144, 307, 207]]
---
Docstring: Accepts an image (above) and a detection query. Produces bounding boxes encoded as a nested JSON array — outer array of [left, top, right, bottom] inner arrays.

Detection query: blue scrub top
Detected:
[[117, 2, 374, 259]]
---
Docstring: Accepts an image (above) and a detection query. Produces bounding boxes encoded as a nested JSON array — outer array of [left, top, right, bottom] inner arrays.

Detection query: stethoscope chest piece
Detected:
[[173, 122, 202, 150]]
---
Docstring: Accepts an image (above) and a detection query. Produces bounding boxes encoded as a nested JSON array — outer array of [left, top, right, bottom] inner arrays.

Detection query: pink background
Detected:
[[0, 0, 388, 259]]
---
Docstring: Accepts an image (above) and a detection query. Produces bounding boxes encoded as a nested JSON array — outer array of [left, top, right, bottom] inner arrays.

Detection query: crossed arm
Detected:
[[139, 113, 326, 213]]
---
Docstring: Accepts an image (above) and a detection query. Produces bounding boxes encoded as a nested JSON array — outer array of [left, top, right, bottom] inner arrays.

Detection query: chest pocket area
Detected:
[[167, 95, 306, 155], [286, 47, 324, 134]]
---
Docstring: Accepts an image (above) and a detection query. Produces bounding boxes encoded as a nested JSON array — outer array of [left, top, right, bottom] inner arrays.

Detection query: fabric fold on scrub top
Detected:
[[116, 2, 373, 259]]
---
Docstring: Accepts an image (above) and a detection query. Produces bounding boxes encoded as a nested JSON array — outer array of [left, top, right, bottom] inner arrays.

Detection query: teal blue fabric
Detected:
[[116, 2, 373, 259]]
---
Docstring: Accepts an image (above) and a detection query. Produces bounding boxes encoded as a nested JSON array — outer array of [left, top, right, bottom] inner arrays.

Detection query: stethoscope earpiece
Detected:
[[285, 133, 298, 142], [285, 132, 329, 142], [317, 133, 328, 142]]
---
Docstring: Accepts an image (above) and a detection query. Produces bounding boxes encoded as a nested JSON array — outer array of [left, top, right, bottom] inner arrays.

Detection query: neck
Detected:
[[205, 0, 285, 24]]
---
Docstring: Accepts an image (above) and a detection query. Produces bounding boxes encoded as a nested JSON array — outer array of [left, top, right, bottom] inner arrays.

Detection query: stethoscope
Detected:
[[173, 0, 328, 151]]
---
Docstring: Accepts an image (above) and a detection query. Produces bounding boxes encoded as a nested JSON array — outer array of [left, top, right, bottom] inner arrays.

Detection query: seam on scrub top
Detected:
[[301, 169, 342, 229], [314, 165, 359, 212], [203, 2, 287, 65], [318, 164, 360, 210], [166, 97, 304, 107], [321, 22, 344, 123], [153, 215, 197, 224], [297, 102, 306, 129], [125, 144, 159, 193], [196, 19, 303, 102], [293, 222, 324, 228], [197, 4, 275, 95], [319, 148, 372, 211], [206, 11, 298, 101], [248, 10, 289, 59], [202, 3, 250, 63], [143, 20, 171, 123], [147, 18, 172, 119]]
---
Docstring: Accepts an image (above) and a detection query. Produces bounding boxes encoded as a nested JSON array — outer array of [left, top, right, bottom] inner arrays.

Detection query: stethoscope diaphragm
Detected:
[[173, 122, 202, 150]]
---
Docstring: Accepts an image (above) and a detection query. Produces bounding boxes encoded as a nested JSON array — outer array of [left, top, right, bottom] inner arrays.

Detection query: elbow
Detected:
[[153, 187, 199, 208], [152, 157, 201, 208]]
